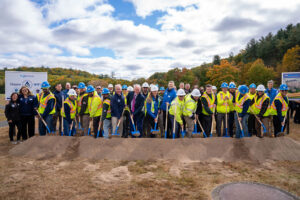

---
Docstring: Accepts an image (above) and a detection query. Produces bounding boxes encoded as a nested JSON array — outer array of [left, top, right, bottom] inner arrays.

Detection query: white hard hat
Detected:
[[256, 84, 265, 92], [212, 86, 217, 90], [127, 86, 133, 92], [150, 85, 158, 92], [68, 89, 77, 96], [191, 89, 201, 97], [108, 84, 113, 88], [142, 82, 149, 88], [177, 89, 186, 96]]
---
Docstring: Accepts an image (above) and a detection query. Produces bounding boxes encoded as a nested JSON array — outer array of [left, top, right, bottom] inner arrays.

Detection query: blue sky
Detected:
[[1, 0, 300, 79]]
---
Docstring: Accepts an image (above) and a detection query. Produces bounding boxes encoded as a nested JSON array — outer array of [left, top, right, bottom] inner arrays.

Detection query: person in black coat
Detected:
[[127, 84, 145, 137], [5, 93, 22, 144], [18, 86, 38, 140]]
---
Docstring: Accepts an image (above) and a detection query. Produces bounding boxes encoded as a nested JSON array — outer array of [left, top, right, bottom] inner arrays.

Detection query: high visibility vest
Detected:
[[169, 97, 184, 125], [88, 94, 102, 117], [123, 93, 130, 111], [38, 92, 56, 115], [144, 93, 150, 116], [77, 93, 88, 114], [235, 92, 250, 113], [228, 92, 234, 112], [248, 92, 256, 100], [103, 98, 111, 118], [251, 94, 270, 116], [201, 92, 215, 116], [145, 99, 156, 116], [61, 98, 77, 119], [183, 94, 197, 117], [36, 93, 41, 102], [270, 93, 289, 116], [216, 91, 230, 113], [248, 92, 256, 114]]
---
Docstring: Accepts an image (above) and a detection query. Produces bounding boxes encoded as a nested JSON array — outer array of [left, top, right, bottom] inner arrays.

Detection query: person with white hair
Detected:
[[111, 84, 125, 136], [144, 85, 159, 137]]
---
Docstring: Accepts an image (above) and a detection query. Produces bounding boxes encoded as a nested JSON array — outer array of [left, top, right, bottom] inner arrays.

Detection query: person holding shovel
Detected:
[[88, 85, 102, 137], [216, 82, 231, 137], [101, 88, 112, 138], [111, 84, 125, 137], [144, 85, 159, 138], [77, 82, 89, 136], [200, 85, 215, 137], [61, 89, 77, 136]]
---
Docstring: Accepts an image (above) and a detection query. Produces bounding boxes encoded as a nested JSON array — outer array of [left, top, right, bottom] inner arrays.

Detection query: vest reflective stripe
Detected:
[[61, 98, 77, 119], [103, 99, 111, 118], [216, 91, 230, 113], [183, 94, 197, 117], [201, 92, 215, 116], [88, 94, 102, 117], [89, 96, 102, 112], [38, 92, 56, 115], [235, 93, 250, 113], [252, 94, 270, 116], [270, 93, 289, 116]]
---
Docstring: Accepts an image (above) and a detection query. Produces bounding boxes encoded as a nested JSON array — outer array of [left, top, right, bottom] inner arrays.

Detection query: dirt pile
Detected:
[[9, 136, 300, 162]]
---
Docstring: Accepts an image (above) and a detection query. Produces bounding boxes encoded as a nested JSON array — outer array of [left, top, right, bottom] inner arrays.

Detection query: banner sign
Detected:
[[282, 72, 300, 101], [5, 71, 47, 100]]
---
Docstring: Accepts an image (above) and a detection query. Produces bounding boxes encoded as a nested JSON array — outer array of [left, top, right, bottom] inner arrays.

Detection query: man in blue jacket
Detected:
[[159, 81, 177, 137], [127, 84, 145, 137], [111, 84, 125, 136], [265, 80, 278, 104]]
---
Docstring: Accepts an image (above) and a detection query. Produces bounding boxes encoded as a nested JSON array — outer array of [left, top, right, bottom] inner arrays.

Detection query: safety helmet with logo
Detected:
[[229, 83, 236, 89], [256, 84, 265, 92], [78, 82, 85, 89], [239, 85, 249, 95], [212, 86, 217, 90], [150, 85, 158, 92], [102, 88, 110, 94], [108, 84, 113, 88], [191, 89, 201, 97], [122, 85, 128, 90], [279, 84, 288, 91], [68, 89, 77, 96], [41, 81, 50, 89], [249, 83, 256, 89], [127, 86, 133, 92], [142, 82, 149, 88], [86, 85, 95, 93], [177, 89, 186, 96], [221, 82, 228, 88], [159, 87, 165, 91]]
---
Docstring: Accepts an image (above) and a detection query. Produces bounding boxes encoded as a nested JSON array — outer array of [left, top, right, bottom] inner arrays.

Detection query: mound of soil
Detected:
[[9, 136, 300, 162]]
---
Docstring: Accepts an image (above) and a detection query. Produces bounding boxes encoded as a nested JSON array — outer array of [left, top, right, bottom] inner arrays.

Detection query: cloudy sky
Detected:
[[1, 0, 300, 79]]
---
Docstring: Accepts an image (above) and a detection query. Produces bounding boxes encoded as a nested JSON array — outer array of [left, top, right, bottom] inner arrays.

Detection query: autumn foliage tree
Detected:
[[246, 59, 275, 86], [280, 45, 300, 73]]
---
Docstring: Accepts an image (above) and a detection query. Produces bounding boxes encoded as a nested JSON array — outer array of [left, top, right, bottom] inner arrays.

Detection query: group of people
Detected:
[[5, 79, 296, 143]]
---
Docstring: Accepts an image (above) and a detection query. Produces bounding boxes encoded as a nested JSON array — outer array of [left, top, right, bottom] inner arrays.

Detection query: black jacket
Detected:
[[5, 101, 21, 121], [79, 93, 89, 115], [127, 91, 145, 118]]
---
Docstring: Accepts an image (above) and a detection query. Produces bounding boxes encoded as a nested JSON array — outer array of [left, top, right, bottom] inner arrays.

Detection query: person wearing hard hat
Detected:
[[228, 82, 237, 137], [122, 85, 130, 138], [160, 81, 177, 138], [101, 88, 112, 138], [61, 89, 77, 136], [144, 85, 159, 137], [141, 82, 149, 98], [37, 81, 56, 135], [216, 82, 231, 137], [108, 84, 114, 96], [234, 85, 251, 138], [183, 88, 201, 138], [158, 86, 165, 136], [270, 84, 289, 137], [248, 83, 257, 137], [111, 84, 125, 137], [249, 84, 270, 138], [87, 85, 102, 137], [212, 86, 217, 97], [127, 86, 133, 92], [169, 89, 186, 138], [77, 82, 89, 136], [200, 85, 215, 136], [141, 82, 150, 136]]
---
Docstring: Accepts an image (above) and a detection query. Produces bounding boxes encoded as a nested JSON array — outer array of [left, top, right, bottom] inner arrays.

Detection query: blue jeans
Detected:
[[234, 113, 249, 138], [130, 115, 143, 138], [103, 119, 112, 138], [63, 118, 76, 136], [39, 115, 53, 136]]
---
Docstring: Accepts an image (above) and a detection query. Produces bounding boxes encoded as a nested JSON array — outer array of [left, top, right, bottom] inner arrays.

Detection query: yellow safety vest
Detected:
[[38, 92, 56, 115], [248, 92, 256, 114], [124, 93, 130, 111], [77, 93, 88, 114], [183, 94, 197, 117], [251, 94, 270, 116], [201, 92, 215, 116], [61, 98, 77, 119], [216, 91, 230, 113], [103, 98, 111, 118], [270, 93, 289, 116], [235, 92, 250, 113], [248, 92, 256, 100], [169, 97, 184, 125], [88, 94, 102, 117]]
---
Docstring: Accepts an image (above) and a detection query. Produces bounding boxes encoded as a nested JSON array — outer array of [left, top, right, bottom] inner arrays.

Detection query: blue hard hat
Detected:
[[102, 88, 110, 95], [122, 85, 128, 90], [239, 85, 249, 95], [229, 83, 236, 89], [249, 83, 256, 89], [221, 82, 228, 88], [78, 82, 85, 89], [86, 85, 95, 93], [279, 84, 288, 91], [159, 87, 165, 91], [41, 81, 50, 89]]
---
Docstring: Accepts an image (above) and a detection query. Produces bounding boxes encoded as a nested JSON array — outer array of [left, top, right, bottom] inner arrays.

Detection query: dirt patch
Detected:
[[92, 166, 132, 183]]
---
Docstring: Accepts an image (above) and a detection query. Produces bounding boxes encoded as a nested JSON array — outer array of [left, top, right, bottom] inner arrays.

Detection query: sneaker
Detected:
[[17, 140, 23, 144], [11, 141, 17, 144]]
